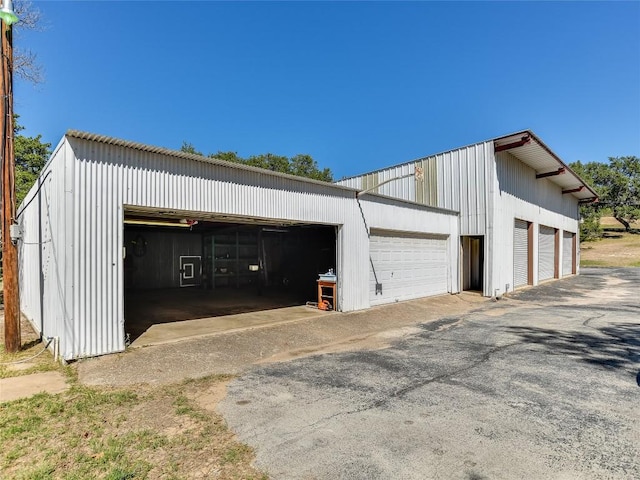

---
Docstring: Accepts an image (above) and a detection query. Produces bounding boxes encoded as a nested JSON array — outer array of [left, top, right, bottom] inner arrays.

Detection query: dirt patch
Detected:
[[191, 378, 231, 413]]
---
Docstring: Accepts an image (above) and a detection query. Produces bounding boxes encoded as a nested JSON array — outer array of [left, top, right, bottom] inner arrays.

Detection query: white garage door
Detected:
[[369, 231, 449, 306], [514, 219, 530, 288], [538, 225, 556, 282], [563, 231, 575, 276]]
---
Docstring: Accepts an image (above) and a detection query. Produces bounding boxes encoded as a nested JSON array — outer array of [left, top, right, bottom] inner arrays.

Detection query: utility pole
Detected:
[[1, 0, 19, 353]]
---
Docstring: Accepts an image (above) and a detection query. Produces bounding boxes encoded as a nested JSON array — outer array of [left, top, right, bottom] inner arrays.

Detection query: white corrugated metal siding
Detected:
[[19, 133, 460, 360], [337, 132, 587, 298], [562, 231, 575, 276], [69, 137, 370, 359], [336, 141, 492, 236], [538, 225, 556, 281], [369, 230, 449, 306], [490, 150, 580, 296], [514, 219, 529, 287], [18, 138, 74, 357]]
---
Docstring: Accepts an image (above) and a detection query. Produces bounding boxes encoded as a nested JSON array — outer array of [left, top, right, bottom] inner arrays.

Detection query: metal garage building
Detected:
[[337, 130, 597, 297], [18, 131, 460, 360]]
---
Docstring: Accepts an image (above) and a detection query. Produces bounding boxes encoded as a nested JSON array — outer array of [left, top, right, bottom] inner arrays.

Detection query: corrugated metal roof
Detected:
[[493, 130, 598, 201], [65, 130, 358, 194]]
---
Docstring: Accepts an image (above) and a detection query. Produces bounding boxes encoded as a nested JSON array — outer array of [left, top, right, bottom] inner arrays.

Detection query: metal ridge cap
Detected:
[[65, 129, 358, 193]]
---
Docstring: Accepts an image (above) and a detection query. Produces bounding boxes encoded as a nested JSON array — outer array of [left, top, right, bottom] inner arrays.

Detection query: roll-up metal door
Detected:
[[369, 230, 449, 306], [514, 219, 529, 287], [563, 231, 575, 276], [538, 225, 556, 282]]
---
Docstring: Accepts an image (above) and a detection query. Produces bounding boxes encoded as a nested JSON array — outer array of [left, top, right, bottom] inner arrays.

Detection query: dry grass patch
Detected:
[[0, 375, 267, 480], [599, 216, 640, 229], [0, 314, 64, 380], [581, 231, 640, 267]]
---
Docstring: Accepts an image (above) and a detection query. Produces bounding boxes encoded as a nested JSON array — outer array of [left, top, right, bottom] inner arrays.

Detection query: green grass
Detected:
[[580, 259, 610, 267], [0, 375, 265, 479]]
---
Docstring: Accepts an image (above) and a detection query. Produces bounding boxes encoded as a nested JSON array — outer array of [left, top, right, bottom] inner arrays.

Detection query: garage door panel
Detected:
[[514, 219, 529, 287], [563, 231, 575, 276], [370, 232, 449, 306], [538, 225, 556, 282]]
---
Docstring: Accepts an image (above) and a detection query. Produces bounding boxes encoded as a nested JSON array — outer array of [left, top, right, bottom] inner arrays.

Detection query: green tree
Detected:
[[211, 151, 242, 163], [15, 118, 51, 205], [571, 160, 604, 241], [245, 153, 291, 174], [290, 154, 333, 182], [603, 156, 640, 231], [571, 156, 640, 237], [181, 143, 333, 182], [180, 141, 202, 156]]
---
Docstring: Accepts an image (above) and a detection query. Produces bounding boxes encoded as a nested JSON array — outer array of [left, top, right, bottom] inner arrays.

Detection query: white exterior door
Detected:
[[563, 231, 575, 276], [514, 219, 530, 288], [538, 225, 556, 282], [369, 231, 449, 306]]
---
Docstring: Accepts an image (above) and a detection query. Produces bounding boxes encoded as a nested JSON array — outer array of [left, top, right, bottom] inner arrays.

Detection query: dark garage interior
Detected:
[[123, 215, 336, 342]]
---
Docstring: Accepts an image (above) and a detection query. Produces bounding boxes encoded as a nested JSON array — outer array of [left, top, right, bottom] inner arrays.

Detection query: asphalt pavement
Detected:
[[218, 268, 640, 480]]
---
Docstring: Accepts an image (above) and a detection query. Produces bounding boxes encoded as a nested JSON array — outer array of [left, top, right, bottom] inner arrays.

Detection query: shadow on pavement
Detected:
[[506, 322, 640, 375]]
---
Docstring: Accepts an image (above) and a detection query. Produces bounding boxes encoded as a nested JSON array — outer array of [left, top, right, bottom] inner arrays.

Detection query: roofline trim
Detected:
[[338, 129, 598, 201], [360, 191, 460, 216], [65, 129, 359, 194], [494, 129, 598, 199]]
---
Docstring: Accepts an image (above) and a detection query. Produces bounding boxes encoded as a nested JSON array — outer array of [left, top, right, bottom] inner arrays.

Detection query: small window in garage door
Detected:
[[369, 230, 449, 306]]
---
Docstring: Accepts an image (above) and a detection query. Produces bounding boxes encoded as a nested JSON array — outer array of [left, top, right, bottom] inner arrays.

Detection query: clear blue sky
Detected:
[[15, 1, 640, 179]]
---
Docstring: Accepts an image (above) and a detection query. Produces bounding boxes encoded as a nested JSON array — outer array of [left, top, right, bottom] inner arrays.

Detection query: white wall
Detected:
[[489, 151, 580, 296], [337, 141, 492, 236], [20, 135, 461, 360], [18, 138, 74, 357], [359, 195, 460, 294]]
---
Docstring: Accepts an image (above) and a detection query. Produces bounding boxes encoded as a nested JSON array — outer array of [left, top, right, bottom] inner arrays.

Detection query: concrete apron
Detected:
[[131, 305, 337, 348], [78, 293, 487, 388]]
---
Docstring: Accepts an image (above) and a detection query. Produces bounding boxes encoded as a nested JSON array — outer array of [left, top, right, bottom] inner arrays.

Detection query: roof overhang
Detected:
[[493, 131, 598, 202]]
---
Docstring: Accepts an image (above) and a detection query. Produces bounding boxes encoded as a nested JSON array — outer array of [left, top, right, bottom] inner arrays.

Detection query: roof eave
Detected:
[[493, 130, 599, 201]]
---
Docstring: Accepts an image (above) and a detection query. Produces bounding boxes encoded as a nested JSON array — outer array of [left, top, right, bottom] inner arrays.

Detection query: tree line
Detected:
[[570, 156, 640, 240], [180, 142, 333, 182]]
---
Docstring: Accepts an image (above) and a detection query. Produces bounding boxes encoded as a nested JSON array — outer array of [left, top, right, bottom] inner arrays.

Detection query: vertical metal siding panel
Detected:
[[493, 150, 580, 297], [63, 137, 461, 358], [484, 141, 496, 297], [17, 145, 69, 340], [74, 150, 83, 358]]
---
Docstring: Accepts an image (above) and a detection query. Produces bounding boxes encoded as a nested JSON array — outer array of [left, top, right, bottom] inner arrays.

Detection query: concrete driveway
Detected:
[[218, 268, 640, 480]]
